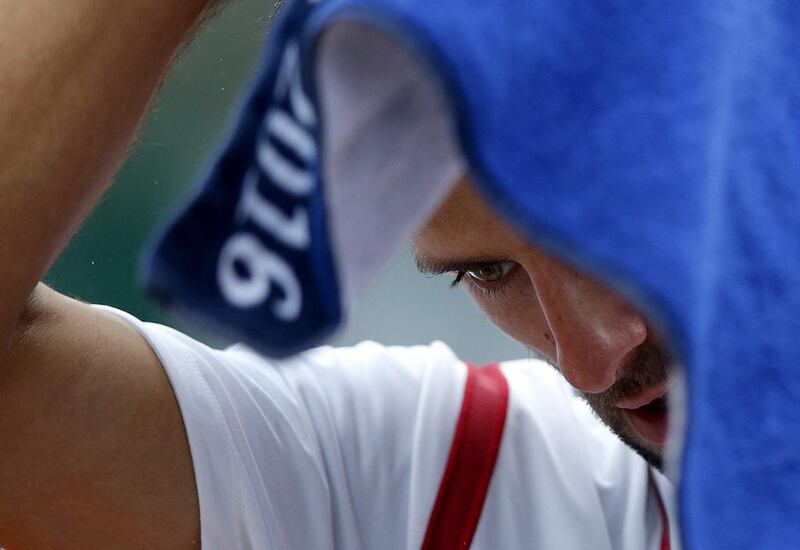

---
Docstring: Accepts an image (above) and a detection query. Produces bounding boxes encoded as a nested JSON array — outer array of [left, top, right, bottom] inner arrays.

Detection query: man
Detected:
[[4, 0, 760, 548], [414, 178, 672, 471]]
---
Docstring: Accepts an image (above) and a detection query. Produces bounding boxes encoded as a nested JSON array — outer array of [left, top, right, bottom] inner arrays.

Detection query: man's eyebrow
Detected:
[[414, 253, 505, 275]]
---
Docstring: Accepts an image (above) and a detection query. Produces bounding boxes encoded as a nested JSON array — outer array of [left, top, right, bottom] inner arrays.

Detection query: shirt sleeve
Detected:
[[97, 306, 466, 550]]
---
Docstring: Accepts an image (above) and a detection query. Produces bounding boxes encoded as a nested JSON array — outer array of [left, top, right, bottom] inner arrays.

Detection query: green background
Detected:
[[46, 2, 274, 324]]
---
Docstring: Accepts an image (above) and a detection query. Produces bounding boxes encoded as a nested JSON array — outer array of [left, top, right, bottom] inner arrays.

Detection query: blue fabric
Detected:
[[144, 0, 341, 357], [144, 0, 800, 547]]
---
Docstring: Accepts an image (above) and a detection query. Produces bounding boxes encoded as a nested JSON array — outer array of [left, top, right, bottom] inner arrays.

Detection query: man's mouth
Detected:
[[617, 383, 670, 446]]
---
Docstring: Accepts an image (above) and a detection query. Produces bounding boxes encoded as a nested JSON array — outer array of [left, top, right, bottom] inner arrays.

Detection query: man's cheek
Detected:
[[469, 290, 557, 361]]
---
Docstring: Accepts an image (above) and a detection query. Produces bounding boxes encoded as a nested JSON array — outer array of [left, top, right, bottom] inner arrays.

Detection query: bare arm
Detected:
[[0, 0, 212, 344], [0, 1, 220, 547]]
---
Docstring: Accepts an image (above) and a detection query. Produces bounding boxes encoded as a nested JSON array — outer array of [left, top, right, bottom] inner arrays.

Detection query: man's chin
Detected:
[[608, 421, 665, 473], [582, 398, 665, 472], [621, 435, 664, 473]]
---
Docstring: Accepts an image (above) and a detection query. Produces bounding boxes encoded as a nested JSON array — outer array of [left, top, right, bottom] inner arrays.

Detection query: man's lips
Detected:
[[616, 382, 671, 410], [617, 383, 671, 446]]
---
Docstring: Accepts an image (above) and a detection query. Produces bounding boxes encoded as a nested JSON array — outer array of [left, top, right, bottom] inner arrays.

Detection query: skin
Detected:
[[0, 0, 219, 547], [413, 178, 673, 469]]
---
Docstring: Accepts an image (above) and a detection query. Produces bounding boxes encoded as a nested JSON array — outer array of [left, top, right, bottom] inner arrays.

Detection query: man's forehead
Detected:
[[412, 178, 527, 272], [418, 178, 489, 229]]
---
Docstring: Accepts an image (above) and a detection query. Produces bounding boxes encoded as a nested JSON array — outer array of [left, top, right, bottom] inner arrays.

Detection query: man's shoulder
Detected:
[[96, 307, 586, 441], [498, 358, 637, 464], [95, 304, 619, 463], [97, 304, 470, 434], [498, 357, 586, 421], [100, 304, 459, 375], [89, 308, 598, 445]]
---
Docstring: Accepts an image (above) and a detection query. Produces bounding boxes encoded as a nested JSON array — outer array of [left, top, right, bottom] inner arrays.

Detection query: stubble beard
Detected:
[[577, 338, 672, 472]]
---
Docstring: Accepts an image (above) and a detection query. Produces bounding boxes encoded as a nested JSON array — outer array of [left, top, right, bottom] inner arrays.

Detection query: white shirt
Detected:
[[104, 307, 680, 550]]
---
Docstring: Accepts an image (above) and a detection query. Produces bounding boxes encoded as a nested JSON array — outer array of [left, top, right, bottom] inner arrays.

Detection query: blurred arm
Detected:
[[0, 1, 220, 547], [0, 0, 213, 345]]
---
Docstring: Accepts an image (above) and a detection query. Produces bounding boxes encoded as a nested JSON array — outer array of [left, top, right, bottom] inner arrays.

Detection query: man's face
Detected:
[[413, 179, 673, 469]]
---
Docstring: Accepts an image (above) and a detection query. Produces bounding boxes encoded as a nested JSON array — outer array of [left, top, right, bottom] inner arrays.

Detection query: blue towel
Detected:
[[144, 1, 800, 547]]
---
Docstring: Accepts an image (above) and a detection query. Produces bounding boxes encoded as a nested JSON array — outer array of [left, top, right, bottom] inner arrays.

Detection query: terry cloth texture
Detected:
[[144, 1, 800, 549]]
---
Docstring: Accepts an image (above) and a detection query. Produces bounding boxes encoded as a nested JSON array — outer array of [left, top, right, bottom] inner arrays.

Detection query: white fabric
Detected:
[[102, 307, 680, 550], [318, 21, 464, 305]]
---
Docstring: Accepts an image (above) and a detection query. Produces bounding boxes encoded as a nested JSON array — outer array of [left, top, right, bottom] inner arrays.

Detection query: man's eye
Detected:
[[465, 261, 515, 283]]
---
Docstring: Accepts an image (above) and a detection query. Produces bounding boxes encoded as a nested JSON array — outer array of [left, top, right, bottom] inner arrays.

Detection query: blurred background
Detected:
[[45, 0, 524, 365]]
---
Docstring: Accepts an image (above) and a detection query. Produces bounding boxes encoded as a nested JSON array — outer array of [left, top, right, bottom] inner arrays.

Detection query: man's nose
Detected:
[[528, 258, 649, 394]]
